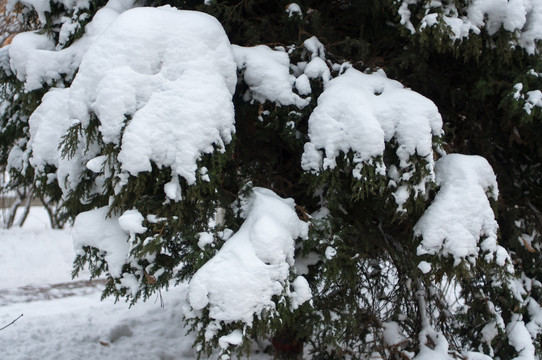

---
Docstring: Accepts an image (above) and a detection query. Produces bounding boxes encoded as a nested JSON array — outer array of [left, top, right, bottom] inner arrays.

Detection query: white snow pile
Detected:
[[399, 0, 542, 54], [301, 67, 443, 188], [24, 6, 237, 195], [187, 187, 310, 332], [233, 44, 309, 108], [414, 154, 508, 267]]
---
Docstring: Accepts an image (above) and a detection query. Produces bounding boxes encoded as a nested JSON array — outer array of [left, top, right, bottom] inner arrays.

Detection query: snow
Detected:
[[0, 207, 273, 359], [188, 187, 310, 328], [290, 276, 311, 309], [27, 6, 237, 197], [0, 207, 79, 288], [0, 281, 199, 360], [197, 231, 215, 249], [294, 73, 311, 95], [417, 261, 432, 274], [72, 207, 129, 278], [118, 209, 147, 236], [285, 3, 302, 18], [219, 329, 244, 349], [232, 44, 309, 108], [382, 321, 406, 346], [507, 314, 536, 359], [7, 0, 133, 92], [414, 154, 502, 266], [164, 175, 183, 202], [324, 246, 337, 260], [301, 68, 443, 177], [304, 57, 331, 84], [7, 0, 90, 23], [413, 328, 450, 360], [398, 0, 542, 54], [304, 36, 326, 60]]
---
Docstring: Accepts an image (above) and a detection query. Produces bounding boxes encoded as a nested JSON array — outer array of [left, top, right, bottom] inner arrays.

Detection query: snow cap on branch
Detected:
[[188, 187, 310, 326], [414, 154, 505, 266], [232, 44, 309, 108], [301, 68, 443, 173], [27, 6, 237, 193]]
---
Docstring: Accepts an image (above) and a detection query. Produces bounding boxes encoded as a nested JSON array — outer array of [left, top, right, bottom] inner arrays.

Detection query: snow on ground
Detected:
[[0, 207, 270, 359]]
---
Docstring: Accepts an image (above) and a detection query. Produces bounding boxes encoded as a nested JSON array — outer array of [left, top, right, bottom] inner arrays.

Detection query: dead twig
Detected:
[[0, 314, 23, 331]]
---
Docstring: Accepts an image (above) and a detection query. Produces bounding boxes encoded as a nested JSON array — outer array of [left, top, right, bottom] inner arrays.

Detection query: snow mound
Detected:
[[301, 68, 443, 172], [188, 187, 310, 326], [414, 154, 502, 266], [28, 6, 237, 193]]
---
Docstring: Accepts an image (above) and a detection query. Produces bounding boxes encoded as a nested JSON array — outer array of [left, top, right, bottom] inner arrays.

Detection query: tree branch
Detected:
[[0, 314, 23, 331]]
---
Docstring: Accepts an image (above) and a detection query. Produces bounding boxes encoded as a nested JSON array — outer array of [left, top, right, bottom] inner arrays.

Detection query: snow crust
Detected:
[[414, 154, 502, 266], [399, 0, 542, 54], [301, 68, 443, 173], [188, 187, 310, 326]]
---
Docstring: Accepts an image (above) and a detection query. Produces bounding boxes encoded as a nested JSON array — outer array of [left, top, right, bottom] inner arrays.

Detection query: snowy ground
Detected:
[[0, 207, 268, 359]]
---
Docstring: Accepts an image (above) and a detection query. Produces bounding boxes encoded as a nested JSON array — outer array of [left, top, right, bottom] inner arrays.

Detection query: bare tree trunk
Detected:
[[14, 186, 33, 227], [5, 189, 24, 228], [39, 194, 64, 229]]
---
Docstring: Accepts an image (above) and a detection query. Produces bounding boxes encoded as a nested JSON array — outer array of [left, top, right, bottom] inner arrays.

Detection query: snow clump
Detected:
[[414, 154, 506, 266], [188, 187, 310, 327], [301, 68, 443, 177], [26, 6, 237, 196], [232, 44, 309, 108], [398, 0, 542, 54]]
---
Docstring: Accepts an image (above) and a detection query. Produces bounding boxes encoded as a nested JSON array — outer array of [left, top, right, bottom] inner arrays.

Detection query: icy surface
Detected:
[[301, 68, 442, 173], [188, 187, 309, 325], [414, 154, 501, 266], [233, 44, 309, 108]]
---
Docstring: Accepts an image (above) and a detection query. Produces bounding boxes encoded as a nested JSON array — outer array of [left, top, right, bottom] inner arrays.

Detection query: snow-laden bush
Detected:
[[1, 0, 542, 359]]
